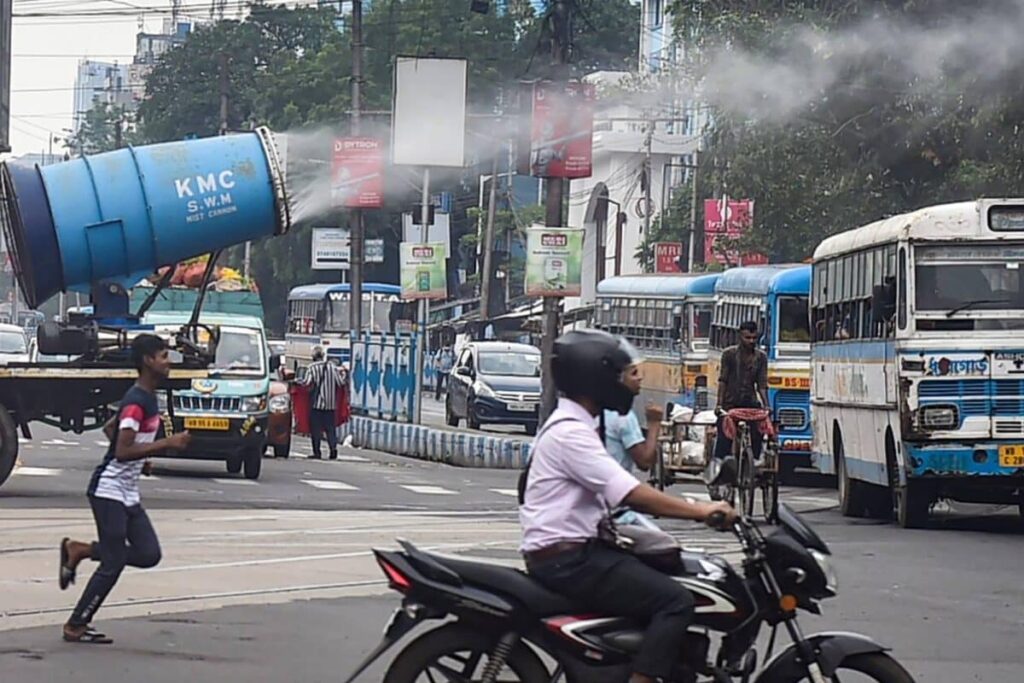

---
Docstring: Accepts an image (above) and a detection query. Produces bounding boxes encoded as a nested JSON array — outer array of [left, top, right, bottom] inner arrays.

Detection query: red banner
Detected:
[[332, 137, 384, 209], [703, 199, 767, 266], [654, 242, 683, 273], [530, 82, 595, 179]]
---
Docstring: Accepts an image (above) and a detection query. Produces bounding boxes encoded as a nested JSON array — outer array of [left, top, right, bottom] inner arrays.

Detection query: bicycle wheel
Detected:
[[762, 473, 780, 523], [737, 434, 756, 518]]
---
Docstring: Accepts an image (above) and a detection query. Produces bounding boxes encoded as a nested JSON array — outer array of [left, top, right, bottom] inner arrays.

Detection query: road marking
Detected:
[[335, 454, 369, 462], [95, 440, 110, 447], [789, 495, 837, 507], [302, 479, 359, 491], [12, 466, 62, 476], [402, 485, 458, 496], [681, 491, 712, 502], [211, 478, 258, 486], [41, 439, 79, 446], [490, 488, 519, 497]]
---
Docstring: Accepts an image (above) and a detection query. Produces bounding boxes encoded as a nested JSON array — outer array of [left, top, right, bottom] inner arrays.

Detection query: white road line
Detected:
[[12, 466, 62, 476], [789, 495, 838, 507], [402, 485, 459, 496], [301, 479, 359, 491], [681, 491, 712, 502], [211, 478, 258, 486], [335, 455, 369, 462], [490, 488, 519, 497], [95, 440, 109, 447], [41, 439, 79, 446]]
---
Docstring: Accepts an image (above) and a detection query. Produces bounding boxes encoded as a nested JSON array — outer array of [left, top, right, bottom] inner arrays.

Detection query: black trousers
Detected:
[[68, 496, 162, 627], [309, 408, 337, 457], [527, 542, 694, 679]]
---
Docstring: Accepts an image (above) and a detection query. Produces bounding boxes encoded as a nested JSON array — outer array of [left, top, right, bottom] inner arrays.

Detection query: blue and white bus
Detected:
[[708, 265, 813, 470], [285, 283, 416, 369], [811, 199, 1024, 527], [595, 273, 721, 413]]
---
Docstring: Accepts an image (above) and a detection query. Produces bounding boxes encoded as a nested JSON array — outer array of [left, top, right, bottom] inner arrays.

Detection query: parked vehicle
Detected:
[[446, 342, 541, 435], [0, 324, 30, 365], [344, 505, 913, 683], [142, 312, 289, 478]]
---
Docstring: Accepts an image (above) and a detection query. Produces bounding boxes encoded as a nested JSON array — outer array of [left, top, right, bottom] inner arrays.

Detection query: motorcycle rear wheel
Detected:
[[384, 623, 549, 683], [778, 652, 916, 682]]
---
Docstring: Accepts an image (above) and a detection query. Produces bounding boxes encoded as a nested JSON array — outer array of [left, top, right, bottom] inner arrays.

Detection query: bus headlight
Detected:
[[269, 394, 291, 414], [919, 404, 958, 430]]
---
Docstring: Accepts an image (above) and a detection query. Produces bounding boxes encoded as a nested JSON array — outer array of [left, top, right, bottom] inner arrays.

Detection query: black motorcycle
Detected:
[[343, 504, 915, 683]]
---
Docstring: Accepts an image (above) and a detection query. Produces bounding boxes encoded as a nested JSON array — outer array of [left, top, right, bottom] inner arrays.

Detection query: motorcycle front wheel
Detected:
[[780, 652, 916, 683], [384, 623, 549, 683]]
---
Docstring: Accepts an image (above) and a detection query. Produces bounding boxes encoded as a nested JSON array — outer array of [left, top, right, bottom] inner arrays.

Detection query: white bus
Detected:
[[811, 199, 1024, 527]]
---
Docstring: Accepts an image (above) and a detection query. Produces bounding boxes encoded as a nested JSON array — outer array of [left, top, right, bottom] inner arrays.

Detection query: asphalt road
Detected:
[[2, 425, 1022, 682]]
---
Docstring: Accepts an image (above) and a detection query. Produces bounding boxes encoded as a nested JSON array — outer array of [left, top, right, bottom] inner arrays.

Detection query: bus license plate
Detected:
[[998, 445, 1024, 467], [184, 417, 230, 431], [507, 402, 536, 412]]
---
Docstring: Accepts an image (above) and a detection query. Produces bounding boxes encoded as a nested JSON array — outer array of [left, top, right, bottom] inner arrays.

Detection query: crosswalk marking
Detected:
[[302, 479, 359, 491], [211, 478, 258, 486], [402, 485, 458, 496], [12, 466, 62, 476], [490, 488, 520, 497]]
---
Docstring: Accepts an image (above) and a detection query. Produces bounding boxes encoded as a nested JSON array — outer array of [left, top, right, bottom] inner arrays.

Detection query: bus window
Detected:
[[898, 247, 907, 330]]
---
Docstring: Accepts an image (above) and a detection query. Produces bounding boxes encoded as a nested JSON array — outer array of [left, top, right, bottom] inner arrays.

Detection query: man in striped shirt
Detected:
[[300, 346, 348, 460], [57, 334, 191, 644]]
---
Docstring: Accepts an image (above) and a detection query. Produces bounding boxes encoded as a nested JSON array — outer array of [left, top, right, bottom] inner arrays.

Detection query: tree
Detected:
[[68, 104, 140, 154]]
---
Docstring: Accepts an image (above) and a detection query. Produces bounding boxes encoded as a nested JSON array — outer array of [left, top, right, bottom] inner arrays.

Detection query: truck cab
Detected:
[[142, 312, 285, 479]]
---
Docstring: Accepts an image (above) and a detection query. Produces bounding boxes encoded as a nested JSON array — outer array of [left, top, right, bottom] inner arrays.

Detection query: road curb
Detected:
[[339, 417, 531, 469]]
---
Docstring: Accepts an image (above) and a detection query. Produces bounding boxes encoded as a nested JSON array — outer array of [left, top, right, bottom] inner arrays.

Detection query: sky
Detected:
[[4, 0, 253, 159]]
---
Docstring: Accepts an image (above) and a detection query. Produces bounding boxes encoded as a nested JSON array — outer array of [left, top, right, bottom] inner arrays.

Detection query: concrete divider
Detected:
[[337, 416, 531, 469]]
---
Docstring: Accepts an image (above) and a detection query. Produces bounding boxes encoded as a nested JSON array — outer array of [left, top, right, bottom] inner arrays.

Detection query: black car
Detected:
[[445, 342, 541, 435]]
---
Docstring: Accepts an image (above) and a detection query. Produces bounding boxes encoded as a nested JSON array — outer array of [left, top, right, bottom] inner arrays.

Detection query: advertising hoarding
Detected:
[[391, 57, 467, 168], [400, 242, 447, 300], [525, 227, 584, 297], [331, 137, 384, 208], [530, 82, 595, 179]]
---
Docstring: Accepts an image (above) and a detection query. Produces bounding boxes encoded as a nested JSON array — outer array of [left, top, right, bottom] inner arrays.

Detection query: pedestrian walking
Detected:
[[57, 334, 191, 644], [300, 346, 348, 460], [434, 345, 455, 400]]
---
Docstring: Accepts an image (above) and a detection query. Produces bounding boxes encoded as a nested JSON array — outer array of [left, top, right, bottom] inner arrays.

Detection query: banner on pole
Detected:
[[312, 227, 350, 270], [654, 242, 683, 273], [332, 137, 384, 208], [703, 199, 766, 266], [400, 242, 447, 300], [530, 82, 595, 179], [525, 227, 584, 297]]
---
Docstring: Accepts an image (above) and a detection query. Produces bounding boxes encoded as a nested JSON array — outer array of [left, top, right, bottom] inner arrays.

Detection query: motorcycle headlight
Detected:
[[473, 381, 496, 399], [809, 548, 838, 596], [242, 396, 267, 413], [918, 404, 958, 430], [268, 394, 290, 413]]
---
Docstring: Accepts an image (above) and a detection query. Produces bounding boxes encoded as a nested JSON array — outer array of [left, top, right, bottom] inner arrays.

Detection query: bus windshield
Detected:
[[328, 298, 398, 333], [778, 296, 811, 343], [692, 304, 713, 340], [916, 262, 1024, 312]]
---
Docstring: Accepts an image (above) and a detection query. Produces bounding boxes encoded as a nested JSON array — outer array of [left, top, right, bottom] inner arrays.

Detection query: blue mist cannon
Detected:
[[0, 127, 290, 309]]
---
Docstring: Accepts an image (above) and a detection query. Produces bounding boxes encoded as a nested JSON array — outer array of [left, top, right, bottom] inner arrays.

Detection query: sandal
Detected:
[[63, 627, 113, 644], [59, 538, 75, 590]]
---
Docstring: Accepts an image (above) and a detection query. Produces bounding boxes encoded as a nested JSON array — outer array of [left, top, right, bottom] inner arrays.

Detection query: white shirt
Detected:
[[519, 398, 641, 552]]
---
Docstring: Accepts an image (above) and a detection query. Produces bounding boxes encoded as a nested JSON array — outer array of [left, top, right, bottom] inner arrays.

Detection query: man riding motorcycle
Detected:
[[519, 329, 736, 683]]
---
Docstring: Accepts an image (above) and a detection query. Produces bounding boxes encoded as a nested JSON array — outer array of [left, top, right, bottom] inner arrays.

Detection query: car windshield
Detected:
[[0, 331, 27, 354], [213, 328, 265, 373], [478, 351, 540, 377]]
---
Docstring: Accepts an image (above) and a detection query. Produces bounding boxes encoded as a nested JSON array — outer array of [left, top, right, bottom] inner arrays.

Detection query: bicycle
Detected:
[[711, 408, 780, 523]]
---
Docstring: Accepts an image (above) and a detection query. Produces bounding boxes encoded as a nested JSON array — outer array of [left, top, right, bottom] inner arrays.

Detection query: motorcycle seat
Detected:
[[427, 553, 576, 617]]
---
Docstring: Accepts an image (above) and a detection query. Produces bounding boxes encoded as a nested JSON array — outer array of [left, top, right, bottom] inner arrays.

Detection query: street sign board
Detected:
[[331, 137, 384, 208], [525, 227, 584, 297], [654, 242, 683, 273], [400, 242, 447, 300], [530, 82, 595, 179], [365, 239, 385, 263], [311, 227, 350, 270]]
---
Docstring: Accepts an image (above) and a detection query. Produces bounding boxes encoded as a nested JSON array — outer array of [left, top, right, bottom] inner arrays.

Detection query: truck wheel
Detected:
[[226, 456, 243, 474], [243, 448, 262, 480], [0, 405, 19, 487]]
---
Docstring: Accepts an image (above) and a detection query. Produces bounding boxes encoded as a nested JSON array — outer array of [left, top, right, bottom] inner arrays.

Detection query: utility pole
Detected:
[[349, 0, 364, 335], [479, 155, 499, 319], [539, 0, 573, 424], [688, 149, 700, 272], [113, 109, 123, 150]]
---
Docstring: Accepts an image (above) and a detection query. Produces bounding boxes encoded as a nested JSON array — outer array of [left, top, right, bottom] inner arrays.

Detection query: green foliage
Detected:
[[68, 104, 141, 154]]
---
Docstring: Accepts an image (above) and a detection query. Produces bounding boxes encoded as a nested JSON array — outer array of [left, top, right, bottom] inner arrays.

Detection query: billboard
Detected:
[[311, 227, 350, 270], [654, 242, 684, 273], [331, 137, 384, 208], [703, 199, 767, 266], [525, 227, 584, 297], [400, 242, 447, 300], [0, 0, 11, 153], [530, 82, 595, 179], [392, 57, 467, 167]]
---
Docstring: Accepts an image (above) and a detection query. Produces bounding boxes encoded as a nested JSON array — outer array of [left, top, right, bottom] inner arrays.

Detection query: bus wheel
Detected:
[[895, 482, 930, 529], [836, 430, 868, 518], [0, 405, 19, 488]]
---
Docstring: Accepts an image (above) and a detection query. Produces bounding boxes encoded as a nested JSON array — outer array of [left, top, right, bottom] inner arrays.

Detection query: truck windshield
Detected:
[[213, 328, 265, 374]]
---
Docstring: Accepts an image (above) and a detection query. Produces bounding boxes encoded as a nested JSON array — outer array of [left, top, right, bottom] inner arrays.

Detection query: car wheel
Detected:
[[467, 397, 480, 430], [243, 447, 262, 480], [274, 443, 290, 459], [445, 396, 459, 427], [226, 456, 242, 474]]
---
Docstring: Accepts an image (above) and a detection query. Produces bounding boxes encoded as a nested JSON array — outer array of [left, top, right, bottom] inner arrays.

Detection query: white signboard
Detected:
[[312, 227, 350, 270], [365, 239, 385, 263], [391, 57, 467, 168], [402, 212, 451, 251]]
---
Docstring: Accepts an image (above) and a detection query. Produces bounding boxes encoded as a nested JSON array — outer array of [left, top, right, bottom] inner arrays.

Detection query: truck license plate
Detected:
[[184, 417, 230, 431], [507, 402, 536, 412], [998, 445, 1024, 467]]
